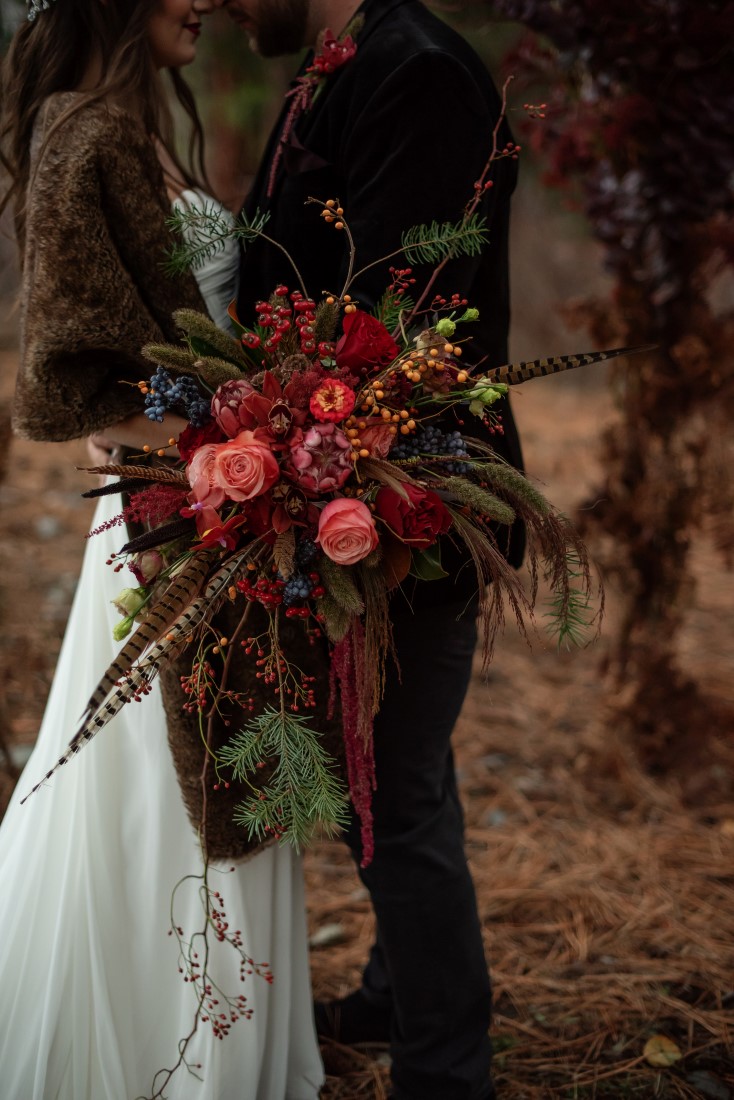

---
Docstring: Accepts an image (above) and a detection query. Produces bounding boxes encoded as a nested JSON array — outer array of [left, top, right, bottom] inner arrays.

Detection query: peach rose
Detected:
[[213, 430, 279, 502], [187, 443, 226, 509], [317, 497, 379, 565]]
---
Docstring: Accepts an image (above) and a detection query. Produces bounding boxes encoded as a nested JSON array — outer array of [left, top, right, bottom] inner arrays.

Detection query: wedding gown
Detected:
[[0, 194, 325, 1100]]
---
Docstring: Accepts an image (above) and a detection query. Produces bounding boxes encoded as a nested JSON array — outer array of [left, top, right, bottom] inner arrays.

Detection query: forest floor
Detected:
[[1, 344, 732, 1099]]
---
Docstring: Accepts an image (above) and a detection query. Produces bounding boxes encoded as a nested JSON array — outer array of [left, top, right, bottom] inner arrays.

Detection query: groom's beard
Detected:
[[231, 0, 310, 57]]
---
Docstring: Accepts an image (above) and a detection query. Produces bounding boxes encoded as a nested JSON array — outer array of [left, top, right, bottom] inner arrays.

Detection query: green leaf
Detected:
[[410, 545, 449, 581]]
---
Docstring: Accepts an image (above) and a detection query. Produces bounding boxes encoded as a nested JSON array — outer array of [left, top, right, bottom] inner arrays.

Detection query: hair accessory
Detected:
[[27, 0, 57, 21]]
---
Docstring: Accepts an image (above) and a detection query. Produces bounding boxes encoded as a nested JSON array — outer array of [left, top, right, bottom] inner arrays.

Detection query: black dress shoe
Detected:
[[314, 988, 392, 1044]]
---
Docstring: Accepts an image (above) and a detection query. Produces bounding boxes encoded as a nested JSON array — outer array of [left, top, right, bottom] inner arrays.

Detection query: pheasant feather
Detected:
[[22, 551, 251, 804], [484, 345, 655, 387], [80, 552, 214, 721]]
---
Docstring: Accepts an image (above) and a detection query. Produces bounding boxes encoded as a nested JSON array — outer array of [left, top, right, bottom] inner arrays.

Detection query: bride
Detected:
[[0, 1, 324, 1097]]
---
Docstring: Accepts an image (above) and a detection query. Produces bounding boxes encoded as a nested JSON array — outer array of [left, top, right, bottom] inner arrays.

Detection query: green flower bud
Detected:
[[458, 308, 480, 323], [466, 381, 509, 413], [435, 318, 456, 338], [113, 615, 136, 642], [112, 586, 148, 619]]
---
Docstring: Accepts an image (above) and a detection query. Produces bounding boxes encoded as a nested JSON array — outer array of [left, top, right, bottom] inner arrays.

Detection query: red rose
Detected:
[[177, 420, 226, 463], [374, 483, 452, 549], [335, 310, 399, 375]]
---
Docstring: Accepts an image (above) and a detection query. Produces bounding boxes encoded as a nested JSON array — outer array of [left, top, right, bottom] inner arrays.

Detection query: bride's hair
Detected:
[[0, 0, 208, 251]]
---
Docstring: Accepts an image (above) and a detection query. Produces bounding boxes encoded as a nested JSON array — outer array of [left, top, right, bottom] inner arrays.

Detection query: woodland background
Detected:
[[0, 2, 732, 1097]]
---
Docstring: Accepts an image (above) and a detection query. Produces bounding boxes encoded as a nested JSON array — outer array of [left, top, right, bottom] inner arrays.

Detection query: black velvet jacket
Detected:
[[239, 0, 525, 575]]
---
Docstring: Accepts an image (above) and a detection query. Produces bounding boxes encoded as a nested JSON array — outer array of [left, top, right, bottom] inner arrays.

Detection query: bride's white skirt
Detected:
[[0, 492, 324, 1100]]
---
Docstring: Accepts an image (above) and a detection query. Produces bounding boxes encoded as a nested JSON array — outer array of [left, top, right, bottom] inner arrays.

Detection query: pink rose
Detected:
[[317, 498, 379, 565], [213, 430, 279, 502], [187, 443, 226, 509]]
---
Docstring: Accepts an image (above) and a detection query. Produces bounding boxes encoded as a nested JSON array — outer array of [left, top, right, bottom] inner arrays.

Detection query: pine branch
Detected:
[[400, 215, 488, 266], [219, 707, 348, 849], [166, 204, 270, 275], [544, 551, 597, 650], [375, 287, 415, 332]]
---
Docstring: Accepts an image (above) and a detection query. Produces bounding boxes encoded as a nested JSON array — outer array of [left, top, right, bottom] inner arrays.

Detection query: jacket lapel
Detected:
[[249, 0, 416, 205]]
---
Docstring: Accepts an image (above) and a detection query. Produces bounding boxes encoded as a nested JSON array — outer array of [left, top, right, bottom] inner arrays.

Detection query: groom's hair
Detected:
[[0, 0, 207, 254]]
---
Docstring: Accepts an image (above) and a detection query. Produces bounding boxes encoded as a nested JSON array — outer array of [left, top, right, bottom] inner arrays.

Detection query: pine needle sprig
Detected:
[[220, 707, 349, 849], [166, 203, 270, 275], [400, 215, 488, 266], [545, 549, 599, 650], [375, 287, 415, 331]]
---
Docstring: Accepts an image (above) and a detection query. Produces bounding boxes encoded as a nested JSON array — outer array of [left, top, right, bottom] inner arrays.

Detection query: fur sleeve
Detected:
[[13, 97, 205, 442]]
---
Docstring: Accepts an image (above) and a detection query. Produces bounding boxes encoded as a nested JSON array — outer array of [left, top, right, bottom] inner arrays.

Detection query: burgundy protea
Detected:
[[211, 378, 255, 438], [284, 423, 353, 494]]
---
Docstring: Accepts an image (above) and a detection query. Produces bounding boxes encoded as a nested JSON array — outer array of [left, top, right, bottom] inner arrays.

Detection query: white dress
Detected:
[[0, 194, 325, 1100]]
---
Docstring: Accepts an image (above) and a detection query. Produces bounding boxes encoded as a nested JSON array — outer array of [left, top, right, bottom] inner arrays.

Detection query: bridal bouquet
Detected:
[[24, 195, 631, 864]]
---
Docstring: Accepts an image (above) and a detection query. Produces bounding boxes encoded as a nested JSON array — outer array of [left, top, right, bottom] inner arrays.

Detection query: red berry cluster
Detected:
[[432, 292, 469, 309], [249, 287, 333, 359], [236, 574, 285, 608], [180, 659, 216, 714]]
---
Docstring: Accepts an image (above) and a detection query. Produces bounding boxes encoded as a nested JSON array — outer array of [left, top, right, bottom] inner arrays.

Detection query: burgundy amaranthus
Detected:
[[329, 618, 376, 867]]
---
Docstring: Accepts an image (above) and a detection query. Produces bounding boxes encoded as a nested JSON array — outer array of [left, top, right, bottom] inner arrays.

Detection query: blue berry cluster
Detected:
[[144, 367, 211, 427], [391, 425, 471, 474], [282, 573, 314, 606]]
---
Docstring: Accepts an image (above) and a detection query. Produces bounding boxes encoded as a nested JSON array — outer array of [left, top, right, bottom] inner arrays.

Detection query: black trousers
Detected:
[[343, 593, 493, 1100]]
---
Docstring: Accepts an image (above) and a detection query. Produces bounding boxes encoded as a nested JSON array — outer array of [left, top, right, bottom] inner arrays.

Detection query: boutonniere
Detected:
[[267, 17, 363, 198]]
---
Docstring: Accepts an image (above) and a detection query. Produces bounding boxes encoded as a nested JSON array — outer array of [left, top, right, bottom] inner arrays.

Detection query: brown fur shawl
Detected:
[[13, 92, 204, 441], [13, 94, 340, 861]]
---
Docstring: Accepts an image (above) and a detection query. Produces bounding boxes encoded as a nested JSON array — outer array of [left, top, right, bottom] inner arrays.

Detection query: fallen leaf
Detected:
[[643, 1035, 683, 1067]]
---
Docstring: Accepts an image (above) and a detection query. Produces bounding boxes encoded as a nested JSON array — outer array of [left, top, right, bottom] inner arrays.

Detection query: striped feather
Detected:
[[81, 463, 190, 486], [80, 552, 213, 720], [484, 344, 655, 387], [22, 551, 253, 805], [20, 666, 156, 804], [137, 549, 252, 668]]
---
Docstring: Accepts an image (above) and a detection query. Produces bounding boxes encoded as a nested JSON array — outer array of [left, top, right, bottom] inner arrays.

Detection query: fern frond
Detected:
[[400, 215, 488, 266]]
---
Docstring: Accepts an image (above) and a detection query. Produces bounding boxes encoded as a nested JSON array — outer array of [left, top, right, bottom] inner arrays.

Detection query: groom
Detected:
[[222, 2, 524, 1097]]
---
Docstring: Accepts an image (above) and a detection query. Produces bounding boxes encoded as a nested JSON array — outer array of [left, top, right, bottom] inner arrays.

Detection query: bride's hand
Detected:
[[87, 435, 117, 466], [89, 412, 188, 459]]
